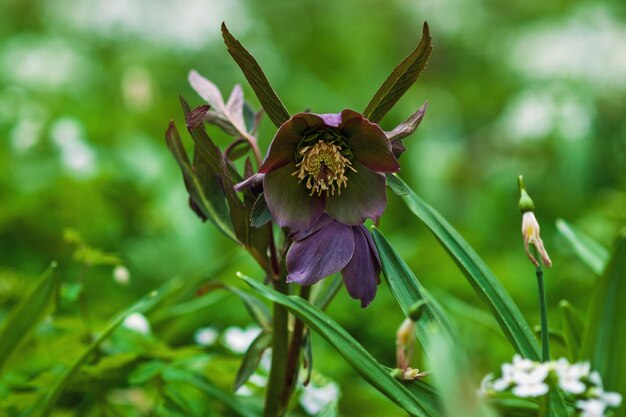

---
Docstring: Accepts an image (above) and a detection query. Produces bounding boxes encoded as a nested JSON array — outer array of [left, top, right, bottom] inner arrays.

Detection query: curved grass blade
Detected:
[[222, 23, 290, 128], [27, 279, 184, 417], [164, 370, 260, 417], [556, 219, 609, 276], [559, 300, 586, 362], [371, 228, 457, 346], [363, 23, 432, 123], [583, 230, 626, 401], [239, 273, 440, 417], [386, 174, 540, 360], [0, 263, 59, 373]]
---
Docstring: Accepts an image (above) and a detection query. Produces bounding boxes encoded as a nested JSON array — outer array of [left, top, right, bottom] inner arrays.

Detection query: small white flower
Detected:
[[113, 265, 130, 285], [300, 382, 340, 415], [479, 373, 494, 396], [123, 313, 151, 335], [223, 325, 261, 354], [235, 385, 253, 397], [577, 399, 607, 417], [511, 364, 550, 397], [194, 327, 218, 347], [556, 359, 589, 394], [493, 363, 514, 391], [249, 373, 267, 387]]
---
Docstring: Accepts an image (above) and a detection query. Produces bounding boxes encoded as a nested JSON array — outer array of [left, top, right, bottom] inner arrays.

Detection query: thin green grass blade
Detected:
[[556, 219, 609, 276], [239, 274, 440, 417], [163, 369, 260, 417], [27, 278, 184, 417], [583, 230, 626, 402], [559, 300, 586, 362], [387, 174, 540, 360], [0, 262, 59, 373]]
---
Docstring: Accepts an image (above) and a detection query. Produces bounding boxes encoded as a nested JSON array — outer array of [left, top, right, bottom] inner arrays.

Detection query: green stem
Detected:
[[282, 285, 311, 406], [264, 277, 289, 417], [533, 246, 550, 362]]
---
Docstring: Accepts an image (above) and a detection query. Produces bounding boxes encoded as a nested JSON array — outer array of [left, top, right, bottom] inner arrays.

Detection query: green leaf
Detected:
[[371, 228, 458, 347], [363, 23, 432, 123], [165, 120, 236, 242], [250, 193, 271, 228], [224, 285, 272, 330], [27, 279, 184, 417], [312, 274, 343, 311], [556, 218, 609, 275], [221, 23, 290, 128], [233, 331, 272, 392], [239, 273, 441, 417], [163, 370, 260, 417], [0, 263, 59, 373], [425, 328, 498, 417], [559, 300, 586, 362], [387, 174, 540, 360], [583, 230, 626, 399]]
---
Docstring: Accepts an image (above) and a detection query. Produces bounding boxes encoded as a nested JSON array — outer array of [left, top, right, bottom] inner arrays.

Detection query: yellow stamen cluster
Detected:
[[293, 140, 356, 196]]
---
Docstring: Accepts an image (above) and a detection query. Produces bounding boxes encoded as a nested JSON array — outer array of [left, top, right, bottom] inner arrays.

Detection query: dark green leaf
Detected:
[[233, 331, 272, 392], [583, 230, 626, 398], [387, 174, 540, 360], [559, 300, 586, 362], [363, 23, 432, 123], [239, 274, 440, 417], [0, 263, 59, 373], [165, 120, 236, 241], [223, 285, 272, 330], [556, 219, 609, 275], [221, 23, 290, 128], [250, 193, 272, 228]]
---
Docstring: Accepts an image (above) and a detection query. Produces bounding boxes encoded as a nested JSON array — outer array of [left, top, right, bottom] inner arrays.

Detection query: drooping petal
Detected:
[[290, 214, 335, 241], [263, 162, 324, 229], [340, 110, 400, 173], [341, 226, 380, 307], [324, 162, 386, 225], [286, 221, 355, 285], [259, 113, 326, 173]]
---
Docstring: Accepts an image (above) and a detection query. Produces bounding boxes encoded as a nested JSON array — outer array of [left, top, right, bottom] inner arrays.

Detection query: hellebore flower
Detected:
[[285, 215, 381, 307], [259, 110, 400, 230]]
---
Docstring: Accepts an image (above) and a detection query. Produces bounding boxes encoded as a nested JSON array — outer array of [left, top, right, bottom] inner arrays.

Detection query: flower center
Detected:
[[293, 140, 356, 196]]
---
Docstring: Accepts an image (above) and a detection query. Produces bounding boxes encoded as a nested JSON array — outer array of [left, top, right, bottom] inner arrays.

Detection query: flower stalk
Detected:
[[533, 245, 550, 362], [265, 274, 290, 417]]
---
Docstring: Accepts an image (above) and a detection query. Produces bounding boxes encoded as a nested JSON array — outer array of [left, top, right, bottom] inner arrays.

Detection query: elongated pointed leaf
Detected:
[[363, 23, 432, 123], [371, 228, 458, 347], [387, 174, 540, 360], [223, 285, 272, 330], [239, 273, 440, 417], [165, 120, 236, 241], [233, 331, 272, 392], [222, 23, 290, 127], [30, 278, 184, 417], [313, 274, 343, 311], [583, 231, 626, 399], [0, 263, 59, 373], [556, 219, 609, 276]]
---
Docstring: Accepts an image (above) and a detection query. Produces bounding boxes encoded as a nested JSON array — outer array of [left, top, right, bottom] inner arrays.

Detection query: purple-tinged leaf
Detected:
[[185, 104, 211, 130], [188, 70, 227, 112], [386, 102, 428, 158], [222, 23, 290, 128], [250, 193, 271, 228], [363, 23, 432, 123]]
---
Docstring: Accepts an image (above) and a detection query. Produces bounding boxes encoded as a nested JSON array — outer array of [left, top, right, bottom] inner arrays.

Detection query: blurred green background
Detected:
[[1, 0, 625, 415]]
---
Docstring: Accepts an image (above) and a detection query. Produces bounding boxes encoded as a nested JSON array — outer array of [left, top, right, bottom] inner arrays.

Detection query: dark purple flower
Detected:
[[258, 110, 400, 230], [286, 215, 381, 308]]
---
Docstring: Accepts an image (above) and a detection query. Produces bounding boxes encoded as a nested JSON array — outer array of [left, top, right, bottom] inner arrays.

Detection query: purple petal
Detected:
[[316, 112, 342, 128], [340, 110, 400, 173], [290, 214, 335, 241], [258, 113, 326, 174], [263, 162, 324, 229], [286, 221, 355, 285], [324, 162, 387, 225], [342, 226, 380, 308]]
